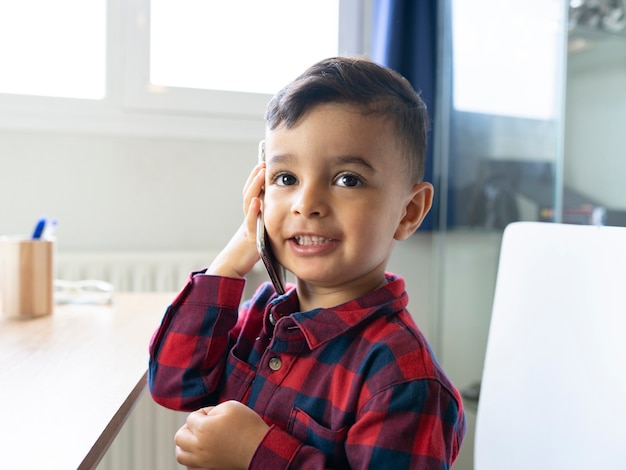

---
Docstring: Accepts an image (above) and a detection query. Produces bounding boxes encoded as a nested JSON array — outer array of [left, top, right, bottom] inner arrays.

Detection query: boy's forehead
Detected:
[[265, 102, 397, 147], [270, 101, 376, 127]]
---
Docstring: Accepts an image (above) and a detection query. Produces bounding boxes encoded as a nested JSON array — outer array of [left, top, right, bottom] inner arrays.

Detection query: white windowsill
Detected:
[[0, 94, 267, 141]]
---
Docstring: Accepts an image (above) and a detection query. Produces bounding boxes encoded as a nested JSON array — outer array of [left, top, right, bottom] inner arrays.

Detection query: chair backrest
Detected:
[[475, 222, 626, 469]]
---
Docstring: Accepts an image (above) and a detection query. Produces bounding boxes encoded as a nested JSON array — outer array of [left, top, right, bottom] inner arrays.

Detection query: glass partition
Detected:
[[436, 0, 568, 383], [434, 1, 569, 468]]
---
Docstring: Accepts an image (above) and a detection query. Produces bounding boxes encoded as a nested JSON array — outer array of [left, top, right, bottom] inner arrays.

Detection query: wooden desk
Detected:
[[0, 293, 173, 470]]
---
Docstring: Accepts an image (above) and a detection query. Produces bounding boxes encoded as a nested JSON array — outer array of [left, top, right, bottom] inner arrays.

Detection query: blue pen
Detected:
[[31, 217, 46, 239]]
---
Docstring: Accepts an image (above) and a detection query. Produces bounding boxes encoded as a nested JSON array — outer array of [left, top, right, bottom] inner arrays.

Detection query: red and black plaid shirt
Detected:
[[149, 272, 465, 469]]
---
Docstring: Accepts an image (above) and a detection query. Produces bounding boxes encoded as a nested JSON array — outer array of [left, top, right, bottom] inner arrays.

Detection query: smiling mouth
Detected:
[[294, 235, 334, 246]]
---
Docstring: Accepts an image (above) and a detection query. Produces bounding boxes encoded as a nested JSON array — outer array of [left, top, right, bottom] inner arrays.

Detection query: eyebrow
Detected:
[[334, 155, 376, 172], [266, 153, 292, 165], [268, 153, 376, 172]]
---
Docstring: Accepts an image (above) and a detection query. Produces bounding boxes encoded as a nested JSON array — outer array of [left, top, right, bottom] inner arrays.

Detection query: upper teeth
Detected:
[[295, 235, 330, 245]]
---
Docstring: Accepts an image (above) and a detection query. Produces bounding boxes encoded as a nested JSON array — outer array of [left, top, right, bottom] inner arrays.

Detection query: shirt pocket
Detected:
[[287, 406, 349, 467], [222, 350, 256, 402]]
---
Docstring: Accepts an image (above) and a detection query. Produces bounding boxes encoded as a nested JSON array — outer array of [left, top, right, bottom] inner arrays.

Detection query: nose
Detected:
[[291, 182, 328, 217]]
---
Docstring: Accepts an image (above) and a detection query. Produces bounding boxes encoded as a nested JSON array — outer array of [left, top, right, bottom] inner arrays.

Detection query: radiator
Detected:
[[55, 251, 266, 470]]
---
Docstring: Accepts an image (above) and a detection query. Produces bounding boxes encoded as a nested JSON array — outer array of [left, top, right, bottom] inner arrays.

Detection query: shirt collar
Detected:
[[268, 273, 408, 350]]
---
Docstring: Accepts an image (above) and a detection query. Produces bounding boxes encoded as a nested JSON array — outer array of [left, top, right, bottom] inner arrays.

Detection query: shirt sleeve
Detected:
[[148, 271, 246, 411], [249, 379, 466, 469]]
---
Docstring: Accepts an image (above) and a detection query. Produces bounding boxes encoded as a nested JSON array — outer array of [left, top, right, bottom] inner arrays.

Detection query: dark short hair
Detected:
[[265, 56, 430, 183]]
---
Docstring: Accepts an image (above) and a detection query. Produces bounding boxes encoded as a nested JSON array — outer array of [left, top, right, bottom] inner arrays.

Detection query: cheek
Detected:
[[343, 205, 393, 241], [357, 203, 404, 240], [261, 194, 285, 234]]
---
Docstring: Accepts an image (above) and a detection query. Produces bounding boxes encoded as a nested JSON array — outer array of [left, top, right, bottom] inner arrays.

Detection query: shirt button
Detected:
[[268, 357, 282, 371]]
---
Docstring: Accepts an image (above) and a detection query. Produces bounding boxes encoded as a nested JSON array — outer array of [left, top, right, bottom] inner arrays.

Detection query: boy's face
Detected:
[[263, 103, 432, 304]]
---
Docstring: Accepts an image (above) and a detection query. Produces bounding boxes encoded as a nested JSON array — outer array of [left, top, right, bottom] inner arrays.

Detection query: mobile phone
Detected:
[[256, 140, 286, 294]]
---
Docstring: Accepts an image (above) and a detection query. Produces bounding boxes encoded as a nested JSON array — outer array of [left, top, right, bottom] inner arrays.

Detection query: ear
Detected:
[[394, 182, 434, 241]]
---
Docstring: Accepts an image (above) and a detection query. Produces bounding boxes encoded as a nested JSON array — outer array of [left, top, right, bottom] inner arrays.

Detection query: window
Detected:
[[150, 0, 339, 95], [0, 0, 106, 100], [0, 0, 363, 137], [451, 0, 566, 120], [126, 0, 362, 118]]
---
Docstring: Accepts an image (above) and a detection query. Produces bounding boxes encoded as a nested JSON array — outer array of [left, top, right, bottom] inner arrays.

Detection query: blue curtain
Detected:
[[371, 0, 438, 230]]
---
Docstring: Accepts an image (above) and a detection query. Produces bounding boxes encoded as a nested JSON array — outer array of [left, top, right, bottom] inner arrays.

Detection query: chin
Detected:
[[290, 269, 340, 287]]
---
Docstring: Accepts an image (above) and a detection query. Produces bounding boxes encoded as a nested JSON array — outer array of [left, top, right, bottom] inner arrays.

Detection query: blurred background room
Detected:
[[0, 0, 624, 468]]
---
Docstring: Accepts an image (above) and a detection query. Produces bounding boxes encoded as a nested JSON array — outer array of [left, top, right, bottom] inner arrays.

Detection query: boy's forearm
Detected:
[[148, 273, 246, 410]]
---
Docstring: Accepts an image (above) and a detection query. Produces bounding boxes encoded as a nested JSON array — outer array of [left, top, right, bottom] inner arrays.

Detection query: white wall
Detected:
[[0, 132, 256, 252], [564, 37, 626, 208]]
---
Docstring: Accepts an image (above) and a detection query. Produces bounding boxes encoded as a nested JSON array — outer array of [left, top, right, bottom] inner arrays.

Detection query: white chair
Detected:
[[475, 222, 626, 469]]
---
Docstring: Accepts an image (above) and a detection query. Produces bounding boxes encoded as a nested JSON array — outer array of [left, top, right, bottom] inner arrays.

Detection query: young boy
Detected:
[[148, 57, 466, 469]]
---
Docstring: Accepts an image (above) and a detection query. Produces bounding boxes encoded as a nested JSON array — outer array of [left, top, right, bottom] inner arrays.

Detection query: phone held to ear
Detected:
[[256, 140, 286, 294]]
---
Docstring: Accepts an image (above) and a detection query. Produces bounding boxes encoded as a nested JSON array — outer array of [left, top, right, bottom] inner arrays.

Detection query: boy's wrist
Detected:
[[206, 261, 245, 279], [208, 246, 258, 279], [248, 425, 305, 469]]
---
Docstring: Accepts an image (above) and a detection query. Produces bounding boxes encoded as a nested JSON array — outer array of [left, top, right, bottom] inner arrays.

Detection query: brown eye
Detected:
[[335, 173, 363, 187], [275, 173, 297, 186]]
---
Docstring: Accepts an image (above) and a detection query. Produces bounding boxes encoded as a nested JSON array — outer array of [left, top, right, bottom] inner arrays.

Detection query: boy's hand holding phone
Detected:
[[207, 161, 265, 279], [208, 142, 285, 293]]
